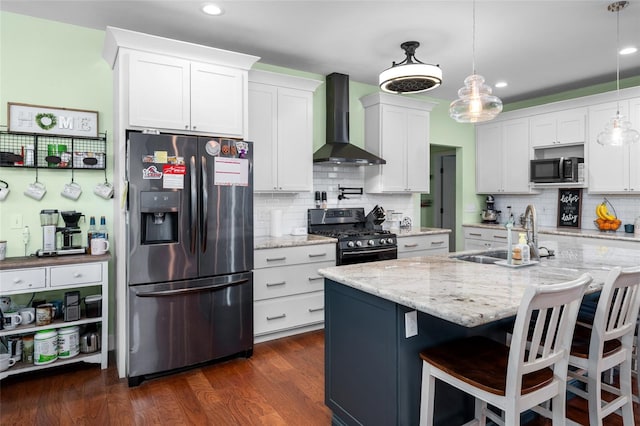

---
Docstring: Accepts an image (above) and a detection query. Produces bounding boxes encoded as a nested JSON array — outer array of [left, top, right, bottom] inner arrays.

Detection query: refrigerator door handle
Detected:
[[201, 156, 208, 253], [136, 279, 249, 297], [190, 156, 197, 254]]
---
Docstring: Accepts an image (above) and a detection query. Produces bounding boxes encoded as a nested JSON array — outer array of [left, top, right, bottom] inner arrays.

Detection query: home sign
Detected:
[[8, 102, 98, 138]]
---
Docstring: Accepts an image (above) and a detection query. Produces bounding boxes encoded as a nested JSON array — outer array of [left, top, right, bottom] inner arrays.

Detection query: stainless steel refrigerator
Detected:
[[126, 131, 253, 386]]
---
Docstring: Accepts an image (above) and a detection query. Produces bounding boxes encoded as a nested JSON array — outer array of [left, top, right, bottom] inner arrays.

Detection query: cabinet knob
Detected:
[[13, 278, 22, 283], [192, 126, 197, 130], [73, 272, 81, 278], [185, 125, 189, 129]]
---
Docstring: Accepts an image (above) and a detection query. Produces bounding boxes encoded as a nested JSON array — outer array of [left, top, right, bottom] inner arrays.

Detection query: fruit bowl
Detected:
[[594, 219, 621, 232], [595, 198, 620, 231]]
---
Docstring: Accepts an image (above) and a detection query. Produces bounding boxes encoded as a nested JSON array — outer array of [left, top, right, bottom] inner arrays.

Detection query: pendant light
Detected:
[[597, 1, 640, 146], [449, 0, 502, 123], [379, 41, 442, 94]]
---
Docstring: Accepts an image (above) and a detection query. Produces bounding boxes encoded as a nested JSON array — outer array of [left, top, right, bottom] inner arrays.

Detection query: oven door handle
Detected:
[[342, 247, 397, 256], [135, 279, 249, 297]]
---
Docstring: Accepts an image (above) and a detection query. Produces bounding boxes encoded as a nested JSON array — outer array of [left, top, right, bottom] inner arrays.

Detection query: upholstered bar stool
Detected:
[[419, 274, 592, 426], [565, 266, 640, 426]]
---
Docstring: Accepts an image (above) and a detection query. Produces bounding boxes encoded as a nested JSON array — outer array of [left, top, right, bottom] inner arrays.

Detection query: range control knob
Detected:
[[387, 238, 395, 245], [368, 239, 375, 246], [347, 241, 355, 248], [356, 241, 363, 247], [379, 238, 387, 245]]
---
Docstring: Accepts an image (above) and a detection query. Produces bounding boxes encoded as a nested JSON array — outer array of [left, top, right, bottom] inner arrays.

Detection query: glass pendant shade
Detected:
[[449, 74, 503, 123], [597, 111, 640, 146]]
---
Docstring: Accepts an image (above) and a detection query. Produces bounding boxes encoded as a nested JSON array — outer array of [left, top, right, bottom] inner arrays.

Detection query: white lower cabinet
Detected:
[[0, 258, 109, 380], [463, 227, 519, 250], [397, 234, 449, 258], [253, 243, 335, 342]]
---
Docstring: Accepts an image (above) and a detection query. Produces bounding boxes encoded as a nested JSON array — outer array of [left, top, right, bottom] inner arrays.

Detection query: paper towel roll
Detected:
[[270, 210, 283, 237]]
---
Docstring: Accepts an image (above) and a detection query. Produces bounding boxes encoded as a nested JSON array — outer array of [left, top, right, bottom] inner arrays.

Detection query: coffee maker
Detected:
[[36, 210, 86, 257], [57, 211, 86, 255], [481, 195, 501, 223]]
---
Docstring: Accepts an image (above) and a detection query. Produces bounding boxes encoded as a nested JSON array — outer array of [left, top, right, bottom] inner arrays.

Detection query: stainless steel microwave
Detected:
[[530, 157, 584, 183]]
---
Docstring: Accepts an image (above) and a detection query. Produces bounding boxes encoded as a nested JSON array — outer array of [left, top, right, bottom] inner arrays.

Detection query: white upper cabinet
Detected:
[[476, 118, 532, 194], [588, 98, 640, 193], [530, 108, 586, 147], [361, 93, 436, 193], [103, 26, 259, 138], [248, 70, 321, 192], [128, 51, 247, 137]]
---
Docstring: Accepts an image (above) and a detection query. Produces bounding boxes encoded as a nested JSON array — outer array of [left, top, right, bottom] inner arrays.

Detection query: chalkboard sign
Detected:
[[557, 188, 582, 228]]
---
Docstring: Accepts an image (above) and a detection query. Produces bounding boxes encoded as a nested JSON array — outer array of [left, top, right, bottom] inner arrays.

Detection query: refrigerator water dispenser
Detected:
[[140, 191, 179, 244]]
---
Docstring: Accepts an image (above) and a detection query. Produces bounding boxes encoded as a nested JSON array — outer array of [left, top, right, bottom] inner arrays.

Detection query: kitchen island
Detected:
[[318, 239, 640, 426]]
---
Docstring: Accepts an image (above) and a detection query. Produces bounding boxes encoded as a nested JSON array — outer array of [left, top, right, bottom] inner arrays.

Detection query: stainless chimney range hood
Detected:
[[313, 72, 386, 166]]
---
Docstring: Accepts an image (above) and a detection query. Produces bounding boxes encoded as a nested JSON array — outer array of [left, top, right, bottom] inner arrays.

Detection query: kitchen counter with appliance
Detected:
[[254, 234, 337, 250], [463, 223, 640, 243], [0, 253, 111, 270], [321, 240, 640, 425]]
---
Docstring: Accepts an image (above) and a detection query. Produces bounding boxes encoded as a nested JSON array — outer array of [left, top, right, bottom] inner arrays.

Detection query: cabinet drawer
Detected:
[[254, 262, 331, 301], [255, 244, 336, 268], [0, 268, 46, 293], [254, 291, 324, 335], [397, 235, 448, 254], [50, 263, 103, 287]]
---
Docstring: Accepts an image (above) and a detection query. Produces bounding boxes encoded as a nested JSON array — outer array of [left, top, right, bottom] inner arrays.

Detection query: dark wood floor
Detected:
[[1, 330, 638, 425]]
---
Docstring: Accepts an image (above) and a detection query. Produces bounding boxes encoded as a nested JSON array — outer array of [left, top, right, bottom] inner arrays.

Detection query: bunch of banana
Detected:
[[595, 200, 621, 231], [596, 202, 616, 220]]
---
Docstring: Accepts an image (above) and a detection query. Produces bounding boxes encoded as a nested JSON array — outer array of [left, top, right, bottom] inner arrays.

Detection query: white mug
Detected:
[[0, 240, 6, 261], [19, 307, 35, 324], [94, 182, 114, 199], [61, 182, 82, 200], [3, 311, 22, 329], [0, 182, 9, 201], [90, 238, 109, 255], [0, 353, 16, 372], [0, 296, 11, 312], [24, 181, 46, 200]]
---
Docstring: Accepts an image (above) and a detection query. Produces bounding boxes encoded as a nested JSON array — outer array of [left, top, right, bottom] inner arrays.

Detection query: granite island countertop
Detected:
[[318, 239, 640, 328]]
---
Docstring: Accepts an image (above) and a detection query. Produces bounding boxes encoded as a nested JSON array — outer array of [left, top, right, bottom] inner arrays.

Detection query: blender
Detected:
[[37, 209, 59, 256]]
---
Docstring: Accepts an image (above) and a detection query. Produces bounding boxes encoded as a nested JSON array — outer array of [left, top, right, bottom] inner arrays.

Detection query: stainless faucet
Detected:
[[523, 204, 540, 261]]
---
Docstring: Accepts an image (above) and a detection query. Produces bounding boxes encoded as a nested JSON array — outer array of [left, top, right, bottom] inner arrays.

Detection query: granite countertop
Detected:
[[254, 234, 337, 250], [318, 239, 640, 328], [395, 227, 451, 237], [463, 223, 640, 242], [0, 252, 112, 270]]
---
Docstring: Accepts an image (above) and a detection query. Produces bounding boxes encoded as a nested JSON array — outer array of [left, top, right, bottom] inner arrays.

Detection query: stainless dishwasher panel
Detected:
[[128, 271, 253, 379]]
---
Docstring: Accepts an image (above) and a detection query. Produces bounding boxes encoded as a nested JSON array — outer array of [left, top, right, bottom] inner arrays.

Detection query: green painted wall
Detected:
[[0, 12, 114, 257]]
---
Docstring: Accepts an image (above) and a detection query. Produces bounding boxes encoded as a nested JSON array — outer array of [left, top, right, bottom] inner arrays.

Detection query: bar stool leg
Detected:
[[420, 363, 436, 426]]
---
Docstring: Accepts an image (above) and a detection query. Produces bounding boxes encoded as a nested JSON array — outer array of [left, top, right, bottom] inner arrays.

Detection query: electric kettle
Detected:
[[80, 329, 101, 353]]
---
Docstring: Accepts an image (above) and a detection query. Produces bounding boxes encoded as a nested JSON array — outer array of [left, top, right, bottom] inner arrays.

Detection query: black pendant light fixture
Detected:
[[379, 41, 442, 94], [597, 1, 640, 146]]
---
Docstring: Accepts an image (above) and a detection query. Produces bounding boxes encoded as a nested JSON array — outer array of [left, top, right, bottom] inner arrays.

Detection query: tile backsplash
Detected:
[[254, 165, 415, 237], [492, 190, 640, 230]]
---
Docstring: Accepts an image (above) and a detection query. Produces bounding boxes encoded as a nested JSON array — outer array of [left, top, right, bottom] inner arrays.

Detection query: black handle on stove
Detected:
[[342, 247, 398, 256]]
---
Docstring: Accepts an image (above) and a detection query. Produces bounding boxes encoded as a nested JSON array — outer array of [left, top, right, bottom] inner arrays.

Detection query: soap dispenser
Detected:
[[520, 233, 530, 264]]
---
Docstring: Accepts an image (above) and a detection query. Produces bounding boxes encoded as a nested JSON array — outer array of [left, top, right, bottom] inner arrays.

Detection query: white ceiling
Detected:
[[2, 0, 639, 104]]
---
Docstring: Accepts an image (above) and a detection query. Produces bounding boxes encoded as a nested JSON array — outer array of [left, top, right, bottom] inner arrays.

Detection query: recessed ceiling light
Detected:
[[201, 3, 223, 16], [494, 81, 508, 88], [619, 46, 637, 55]]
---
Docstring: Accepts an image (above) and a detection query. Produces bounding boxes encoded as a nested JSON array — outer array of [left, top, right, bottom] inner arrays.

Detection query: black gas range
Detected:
[[307, 208, 397, 266]]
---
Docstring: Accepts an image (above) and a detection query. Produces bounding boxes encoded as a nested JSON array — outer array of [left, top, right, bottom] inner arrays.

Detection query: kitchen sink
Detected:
[[452, 249, 509, 264]]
